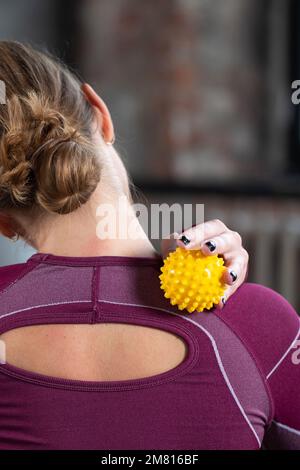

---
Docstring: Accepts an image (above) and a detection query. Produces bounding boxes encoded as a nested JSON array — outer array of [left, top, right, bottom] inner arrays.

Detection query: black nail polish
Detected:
[[180, 235, 190, 246], [230, 270, 237, 282], [205, 240, 216, 252], [221, 297, 226, 306]]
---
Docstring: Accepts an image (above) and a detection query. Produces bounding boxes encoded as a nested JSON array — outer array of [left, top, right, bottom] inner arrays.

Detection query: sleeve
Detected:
[[216, 283, 300, 449], [262, 322, 300, 449], [0, 263, 31, 293]]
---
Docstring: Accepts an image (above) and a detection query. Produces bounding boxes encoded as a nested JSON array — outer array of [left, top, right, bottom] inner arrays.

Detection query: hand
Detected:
[[161, 219, 249, 309]]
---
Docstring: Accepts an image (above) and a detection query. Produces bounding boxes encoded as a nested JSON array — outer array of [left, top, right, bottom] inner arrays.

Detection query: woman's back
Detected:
[[1, 323, 187, 382], [0, 252, 299, 450]]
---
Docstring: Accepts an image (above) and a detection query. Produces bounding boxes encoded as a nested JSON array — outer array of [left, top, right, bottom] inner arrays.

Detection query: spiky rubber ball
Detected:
[[159, 246, 226, 313]]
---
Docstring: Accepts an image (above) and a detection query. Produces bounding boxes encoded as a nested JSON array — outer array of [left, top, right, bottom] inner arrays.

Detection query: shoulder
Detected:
[[221, 283, 298, 329], [215, 283, 300, 377], [0, 262, 31, 293]]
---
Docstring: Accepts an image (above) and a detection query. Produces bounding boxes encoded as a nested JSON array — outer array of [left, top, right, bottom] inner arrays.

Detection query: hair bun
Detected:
[[0, 91, 101, 214], [33, 137, 101, 215]]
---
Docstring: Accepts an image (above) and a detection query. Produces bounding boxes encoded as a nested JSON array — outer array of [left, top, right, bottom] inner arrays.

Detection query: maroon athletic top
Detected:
[[0, 252, 299, 450]]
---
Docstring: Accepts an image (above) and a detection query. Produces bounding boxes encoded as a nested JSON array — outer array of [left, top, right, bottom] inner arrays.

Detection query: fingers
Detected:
[[177, 220, 227, 250], [222, 259, 242, 295], [200, 231, 242, 256], [215, 286, 231, 310], [160, 220, 249, 309], [222, 249, 248, 284], [217, 250, 249, 310], [176, 223, 247, 309]]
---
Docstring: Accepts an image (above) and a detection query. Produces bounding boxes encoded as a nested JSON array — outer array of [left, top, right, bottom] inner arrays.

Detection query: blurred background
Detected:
[[0, 0, 300, 308]]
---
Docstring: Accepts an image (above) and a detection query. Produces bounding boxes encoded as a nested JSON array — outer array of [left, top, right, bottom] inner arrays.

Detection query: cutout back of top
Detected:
[[0, 323, 188, 381]]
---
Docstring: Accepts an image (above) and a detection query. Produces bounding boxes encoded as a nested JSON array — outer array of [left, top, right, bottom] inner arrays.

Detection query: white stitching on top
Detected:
[[266, 320, 300, 380], [273, 421, 300, 437], [0, 300, 91, 320], [0, 296, 263, 446], [98, 299, 262, 447]]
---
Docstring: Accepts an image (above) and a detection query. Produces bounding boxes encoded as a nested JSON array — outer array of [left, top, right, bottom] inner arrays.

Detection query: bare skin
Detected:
[[0, 324, 187, 381], [0, 84, 248, 381]]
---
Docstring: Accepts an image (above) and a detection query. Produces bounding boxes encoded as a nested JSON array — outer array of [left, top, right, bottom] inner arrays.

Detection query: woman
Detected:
[[0, 42, 298, 450]]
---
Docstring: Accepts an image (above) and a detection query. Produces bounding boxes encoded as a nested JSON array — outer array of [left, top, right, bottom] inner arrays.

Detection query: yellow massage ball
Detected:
[[159, 246, 226, 313]]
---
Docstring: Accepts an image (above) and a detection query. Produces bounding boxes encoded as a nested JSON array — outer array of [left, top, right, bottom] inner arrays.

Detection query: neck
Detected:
[[28, 191, 160, 260]]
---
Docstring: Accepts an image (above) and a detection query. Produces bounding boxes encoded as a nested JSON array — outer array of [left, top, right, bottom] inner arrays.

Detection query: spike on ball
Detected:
[[159, 247, 226, 314]]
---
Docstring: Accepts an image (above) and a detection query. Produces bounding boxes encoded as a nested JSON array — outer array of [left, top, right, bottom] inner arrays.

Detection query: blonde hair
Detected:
[[0, 41, 101, 220]]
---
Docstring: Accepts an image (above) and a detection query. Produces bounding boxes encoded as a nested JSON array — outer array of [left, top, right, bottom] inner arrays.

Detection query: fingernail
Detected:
[[221, 296, 226, 306], [230, 270, 237, 282], [205, 240, 216, 252], [180, 235, 190, 246]]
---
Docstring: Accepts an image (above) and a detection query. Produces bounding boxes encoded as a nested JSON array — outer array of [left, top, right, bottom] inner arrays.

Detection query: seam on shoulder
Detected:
[[0, 261, 40, 297], [214, 312, 275, 424], [178, 313, 261, 447], [266, 319, 300, 380]]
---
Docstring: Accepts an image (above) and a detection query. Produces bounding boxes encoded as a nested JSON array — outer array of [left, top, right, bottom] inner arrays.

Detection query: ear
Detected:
[[81, 83, 115, 144], [0, 212, 16, 239]]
